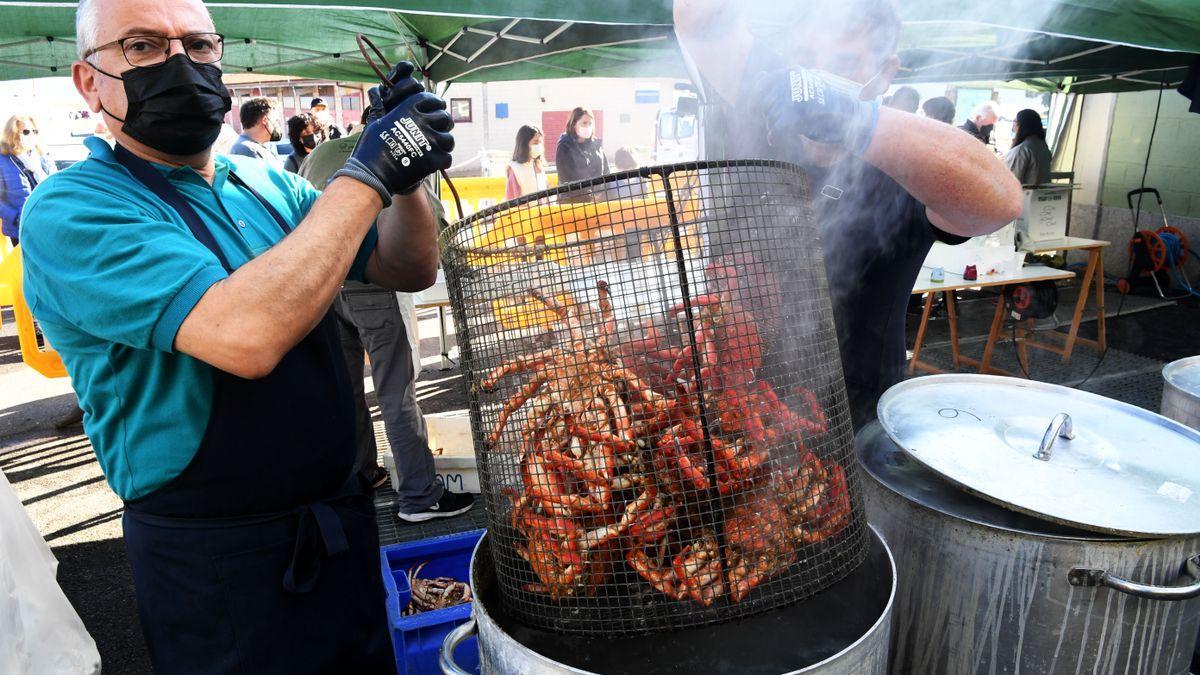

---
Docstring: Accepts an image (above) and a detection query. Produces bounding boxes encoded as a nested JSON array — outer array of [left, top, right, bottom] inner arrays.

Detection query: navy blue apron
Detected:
[[113, 145, 395, 674]]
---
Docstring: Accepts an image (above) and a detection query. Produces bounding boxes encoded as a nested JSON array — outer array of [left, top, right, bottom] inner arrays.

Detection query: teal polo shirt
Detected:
[[20, 136, 376, 501]]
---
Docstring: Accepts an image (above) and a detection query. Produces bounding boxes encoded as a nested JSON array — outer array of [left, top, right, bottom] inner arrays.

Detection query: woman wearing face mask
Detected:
[[555, 107, 609, 202], [1004, 108, 1052, 187], [505, 125, 548, 200], [283, 113, 323, 174], [0, 115, 56, 246]]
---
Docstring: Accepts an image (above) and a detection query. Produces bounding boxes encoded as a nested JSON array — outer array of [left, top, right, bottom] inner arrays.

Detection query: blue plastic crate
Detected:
[[380, 530, 485, 675]]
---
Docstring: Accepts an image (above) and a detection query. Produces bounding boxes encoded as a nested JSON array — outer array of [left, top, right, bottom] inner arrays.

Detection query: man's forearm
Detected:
[[365, 187, 440, 291], [862, 108, 1024, 236], [175, 177, 381, 378]]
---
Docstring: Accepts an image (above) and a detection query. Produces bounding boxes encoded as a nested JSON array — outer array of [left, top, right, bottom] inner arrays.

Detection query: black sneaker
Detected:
[[397, 491, 474, 523]]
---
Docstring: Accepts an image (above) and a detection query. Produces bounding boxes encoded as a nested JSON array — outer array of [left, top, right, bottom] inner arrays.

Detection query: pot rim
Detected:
[[1164, 356, 1200, 400], [857, 421, 1148, 542], [466, 525, 898, 674]]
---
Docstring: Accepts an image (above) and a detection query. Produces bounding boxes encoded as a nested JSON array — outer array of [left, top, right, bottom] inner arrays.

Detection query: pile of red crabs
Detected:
[[482, 257, 852, 607]]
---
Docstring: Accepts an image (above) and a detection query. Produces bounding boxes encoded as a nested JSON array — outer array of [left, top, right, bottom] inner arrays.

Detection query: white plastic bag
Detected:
[[0, 470, 101, 674]]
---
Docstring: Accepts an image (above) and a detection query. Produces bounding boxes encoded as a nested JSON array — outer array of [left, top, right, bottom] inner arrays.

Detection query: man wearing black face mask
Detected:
[[960, 101, 1000, 146], [230, 96, 284, 168], [19, 0, 455, 671]]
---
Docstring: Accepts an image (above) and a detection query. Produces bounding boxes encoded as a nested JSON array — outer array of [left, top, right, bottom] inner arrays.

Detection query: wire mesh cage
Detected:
[[440, 160, 869, 635]]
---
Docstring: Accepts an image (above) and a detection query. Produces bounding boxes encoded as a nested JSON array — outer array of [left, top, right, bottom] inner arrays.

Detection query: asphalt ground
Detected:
[[1, 286, 1198, 673]]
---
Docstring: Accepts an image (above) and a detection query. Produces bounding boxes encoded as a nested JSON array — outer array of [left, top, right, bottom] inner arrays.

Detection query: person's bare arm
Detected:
[[174, 177, 380, 379], [673, 0, 754, 104], [861, 108, 1024, 236], [364, 188, 439, 292]]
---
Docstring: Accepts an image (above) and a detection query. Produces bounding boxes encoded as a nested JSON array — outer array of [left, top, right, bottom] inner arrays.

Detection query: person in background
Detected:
[[310, 97, 344, 139], [299, 119, 474, 523], [921, 96, 956, 124], [555, 107, 609, 201], [885, 86, 919, 113], [229, 96, 283, 168], [1005, 108, 1052, 186], [609, 146, 648, 254], [283, 112, 323, 174], [607, 145, 645, 198], [614, 146, 639, 172], [505, 124, 548, 200], [960, 100, 999, 145], [0, 115, 56, 246]]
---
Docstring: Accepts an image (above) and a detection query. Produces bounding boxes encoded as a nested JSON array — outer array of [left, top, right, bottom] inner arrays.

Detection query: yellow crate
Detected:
[[491, 292, 575, 331], [0, 246, 67, 378]]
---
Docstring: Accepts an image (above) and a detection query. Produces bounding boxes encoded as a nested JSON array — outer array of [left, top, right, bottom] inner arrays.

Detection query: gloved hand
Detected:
[[332, 91, 455, 206], [753, 68, 881, 156], [364, 61, 425, 124]]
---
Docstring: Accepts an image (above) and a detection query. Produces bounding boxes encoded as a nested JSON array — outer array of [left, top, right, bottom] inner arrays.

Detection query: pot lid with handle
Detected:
[[876, 374, 1200, 538], [1164, 356, 1200, 397]]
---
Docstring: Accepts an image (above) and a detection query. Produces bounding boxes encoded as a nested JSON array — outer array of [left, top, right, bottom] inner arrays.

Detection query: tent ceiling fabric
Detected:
[[0, 1, 1194, 93]]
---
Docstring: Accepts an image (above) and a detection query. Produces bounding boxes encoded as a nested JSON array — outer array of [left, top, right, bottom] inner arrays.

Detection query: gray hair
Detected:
[[972, 101, 1000, 120], [75, 0, 215, 60], [75, 0, 100, 59]]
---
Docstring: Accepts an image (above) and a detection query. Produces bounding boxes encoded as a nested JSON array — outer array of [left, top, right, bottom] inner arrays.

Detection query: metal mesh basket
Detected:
[[440, 160, 869, 635]]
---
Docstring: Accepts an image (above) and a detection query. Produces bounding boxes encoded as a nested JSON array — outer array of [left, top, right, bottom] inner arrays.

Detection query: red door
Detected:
[[542, 110, 604, 164]]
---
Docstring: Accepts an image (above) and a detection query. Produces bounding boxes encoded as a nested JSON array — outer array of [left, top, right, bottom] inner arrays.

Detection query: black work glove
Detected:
[[754, 68, 881, 156], [332, 91, 455, 206], [363, 61, 425, 125]]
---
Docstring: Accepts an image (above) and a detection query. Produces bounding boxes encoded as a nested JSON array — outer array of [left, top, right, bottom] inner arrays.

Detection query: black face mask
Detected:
[[979, 124, 994, 138], [268, 123, 283, 144], [91, 54, 232, 156], [301, 133, 318, 150]]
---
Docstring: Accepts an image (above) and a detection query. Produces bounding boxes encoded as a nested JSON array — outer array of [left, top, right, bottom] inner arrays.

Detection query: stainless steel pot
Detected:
[[441, 527, 896, 674], [860, 418, 1200, 674], [1163, 356, 1200, 431]]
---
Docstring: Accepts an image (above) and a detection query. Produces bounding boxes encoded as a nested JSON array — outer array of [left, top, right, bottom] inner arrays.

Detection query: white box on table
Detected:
[[1015, 187, 1070, 247]]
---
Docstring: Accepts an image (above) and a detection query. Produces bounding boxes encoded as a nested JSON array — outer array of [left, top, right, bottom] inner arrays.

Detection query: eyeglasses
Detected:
[[84, 33, 224, 68], [21, 129, 38, 136]]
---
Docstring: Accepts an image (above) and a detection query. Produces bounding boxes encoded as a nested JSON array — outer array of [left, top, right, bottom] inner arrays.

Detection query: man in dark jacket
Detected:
[[675, 0, 1022, 427], [959, 101, 999, 145]]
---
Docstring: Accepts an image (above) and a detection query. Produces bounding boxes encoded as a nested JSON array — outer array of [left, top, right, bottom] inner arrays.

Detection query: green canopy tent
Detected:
[[0, 1, 1194, 92]]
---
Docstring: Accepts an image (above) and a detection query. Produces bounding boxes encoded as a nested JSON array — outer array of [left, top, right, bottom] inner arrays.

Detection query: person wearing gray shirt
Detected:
[[1005, 109, 1053, 186]]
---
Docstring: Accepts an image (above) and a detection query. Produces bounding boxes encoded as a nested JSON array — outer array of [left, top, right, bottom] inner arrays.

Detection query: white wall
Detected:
[[1071, 93, 1117, 207]]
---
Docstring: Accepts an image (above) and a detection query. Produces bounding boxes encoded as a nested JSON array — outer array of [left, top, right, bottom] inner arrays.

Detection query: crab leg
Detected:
[[488, 375, 547, 445], [577, 486, 660, 553], [481, 349, 556, 390], [566, 418, 636, 452]]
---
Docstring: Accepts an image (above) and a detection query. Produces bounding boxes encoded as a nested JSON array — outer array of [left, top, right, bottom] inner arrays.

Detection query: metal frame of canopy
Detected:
[[0, 2, 1193, 93]]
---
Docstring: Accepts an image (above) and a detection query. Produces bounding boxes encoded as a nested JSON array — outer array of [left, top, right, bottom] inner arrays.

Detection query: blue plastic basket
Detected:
[[380, 530, 485, 675]]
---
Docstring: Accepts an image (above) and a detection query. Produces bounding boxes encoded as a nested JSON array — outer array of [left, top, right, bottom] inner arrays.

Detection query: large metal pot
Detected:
[[440, 527, 896, 674], [861, 375, 1200, 674], [1163, 356, 1200, 431]]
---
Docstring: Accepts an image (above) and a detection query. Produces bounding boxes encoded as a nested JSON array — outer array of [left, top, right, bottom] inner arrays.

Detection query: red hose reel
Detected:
[[1118, 187, 1191, 296]]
